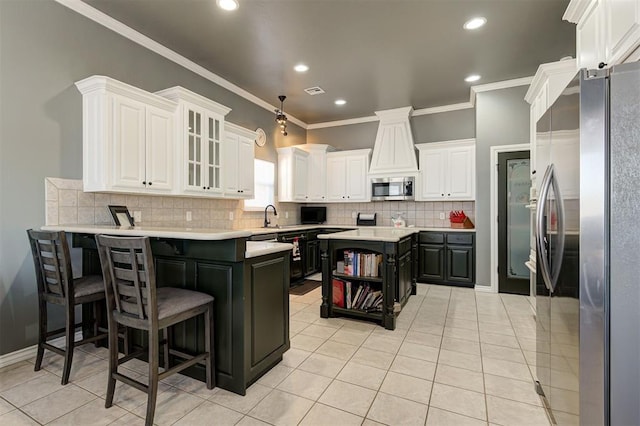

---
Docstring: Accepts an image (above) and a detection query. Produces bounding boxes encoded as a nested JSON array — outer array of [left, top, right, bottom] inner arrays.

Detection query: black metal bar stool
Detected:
[[95, 234, 215, 426], [27, 229, 109, 385]]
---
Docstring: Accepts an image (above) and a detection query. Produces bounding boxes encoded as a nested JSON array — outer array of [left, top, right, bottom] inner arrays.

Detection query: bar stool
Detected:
[[27, 229, 109, 385], [95, 234, 215, 426]]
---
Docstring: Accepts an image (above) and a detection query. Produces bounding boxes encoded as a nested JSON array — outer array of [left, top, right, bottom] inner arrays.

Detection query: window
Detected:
[[244, 159, 275, 210]]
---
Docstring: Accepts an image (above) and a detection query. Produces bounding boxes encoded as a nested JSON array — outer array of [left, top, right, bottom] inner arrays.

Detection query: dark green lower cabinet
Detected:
[[417, 232, 475, 287], [418, 244, 445, 282], [305, 240, 319, 275], [446, 246, 474, 284]]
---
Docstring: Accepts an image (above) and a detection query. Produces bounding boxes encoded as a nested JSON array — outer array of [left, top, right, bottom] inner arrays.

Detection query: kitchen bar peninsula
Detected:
[[41, 225, 292, 396], [319, 228, 418, 330]]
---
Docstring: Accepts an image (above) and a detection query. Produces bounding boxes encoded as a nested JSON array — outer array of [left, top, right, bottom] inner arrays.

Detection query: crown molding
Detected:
[[306, 115, 379, 130], [307, 102, 474, 130], [563, 0, 594, 23], [412, 102, 474, 116], [54, 0, 307, 129], [469, 76, 534, 105], [525, 59, 577, 104]]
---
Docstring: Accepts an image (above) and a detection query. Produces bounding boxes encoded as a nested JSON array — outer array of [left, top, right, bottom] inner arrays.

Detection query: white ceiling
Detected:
[[83, 0, 575, 125]]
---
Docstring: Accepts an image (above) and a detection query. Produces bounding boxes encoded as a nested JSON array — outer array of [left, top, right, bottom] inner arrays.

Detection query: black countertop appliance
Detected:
[[301, 206, 326, 224]]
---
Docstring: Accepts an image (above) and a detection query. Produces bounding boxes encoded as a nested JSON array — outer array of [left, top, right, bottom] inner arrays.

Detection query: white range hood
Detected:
[[368, 106, 418, 176]]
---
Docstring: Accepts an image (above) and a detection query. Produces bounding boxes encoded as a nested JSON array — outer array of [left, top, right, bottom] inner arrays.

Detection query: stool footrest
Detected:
[[158, 352, 208, 381]]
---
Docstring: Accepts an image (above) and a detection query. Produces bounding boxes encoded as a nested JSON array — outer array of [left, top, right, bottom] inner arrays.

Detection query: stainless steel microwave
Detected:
[[371, 177, 414, 201]]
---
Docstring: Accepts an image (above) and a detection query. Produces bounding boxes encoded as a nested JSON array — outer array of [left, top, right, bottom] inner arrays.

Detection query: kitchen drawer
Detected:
[[446, 233, 473, 245], [419, 232, 444, 244]]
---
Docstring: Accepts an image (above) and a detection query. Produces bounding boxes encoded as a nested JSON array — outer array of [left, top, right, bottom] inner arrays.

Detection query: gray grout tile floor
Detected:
[[0, 284, 556, 425]]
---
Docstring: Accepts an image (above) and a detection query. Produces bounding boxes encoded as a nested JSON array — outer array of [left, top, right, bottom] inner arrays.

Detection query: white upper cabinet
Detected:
[[76, 76, 176, 194], [155, 87, 230, 197], [278, 144, 336, 203], [415, 139, 475, 201], [326, 149, 371, 202], [277, 147, 309, 202], [223, 123, 255, 199], [369, 107, 418, 176], [606, 0, 640, 63], [565, 0, 640, 69], [525, 59, 577, 193]]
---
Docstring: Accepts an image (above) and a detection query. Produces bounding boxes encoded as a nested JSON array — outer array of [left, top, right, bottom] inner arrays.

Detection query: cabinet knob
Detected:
[[441, 193, 444, 196], [447, 193, 450, 196], [203, 186, 206, 190], [207, 186, 211, 190], [148, 182, 152, 186], [142, 181, 146, 185]]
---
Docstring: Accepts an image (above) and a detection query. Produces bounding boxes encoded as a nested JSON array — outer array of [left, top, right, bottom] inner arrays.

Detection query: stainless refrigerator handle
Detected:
[[536, 165, 554, 291], [549, 172, 566, 292]]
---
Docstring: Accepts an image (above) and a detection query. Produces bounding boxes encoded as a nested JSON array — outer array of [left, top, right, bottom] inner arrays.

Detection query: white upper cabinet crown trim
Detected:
[[225, 122, 257, 140], [525, 59, 577, 105], [155, 86, 231, 117], [75, 75, 177, 111]]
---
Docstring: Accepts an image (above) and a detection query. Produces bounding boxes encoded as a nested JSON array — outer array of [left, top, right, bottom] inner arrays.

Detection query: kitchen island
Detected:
[[41, 225, 292, 396], [318, 228, 418, 330]]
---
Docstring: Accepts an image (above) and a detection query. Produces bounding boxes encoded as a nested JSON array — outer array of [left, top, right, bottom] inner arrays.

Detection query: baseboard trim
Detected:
[[0, 331, 84, 369], [474, 285, 495, 293]]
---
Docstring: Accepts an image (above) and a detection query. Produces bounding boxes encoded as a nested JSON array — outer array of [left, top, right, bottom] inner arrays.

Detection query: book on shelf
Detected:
[[332, 278, 345, 308], [341, 251, 383, 277]]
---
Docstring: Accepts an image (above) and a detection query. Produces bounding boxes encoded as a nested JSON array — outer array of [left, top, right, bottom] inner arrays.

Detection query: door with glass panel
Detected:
[[498, 150, 531, 294], [184, 107, 223, 194]]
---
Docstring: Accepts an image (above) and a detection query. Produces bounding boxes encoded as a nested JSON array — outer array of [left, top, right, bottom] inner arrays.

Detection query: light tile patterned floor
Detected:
[[0, 284, 552, 425]]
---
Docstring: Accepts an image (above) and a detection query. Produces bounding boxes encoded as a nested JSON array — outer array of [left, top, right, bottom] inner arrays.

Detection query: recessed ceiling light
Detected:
[[294, 64, 309, 73], [465, 74, 481, 82], [463, 17, 486, 30], [217, 0, 239, 11], [334, 99, 347, 106]]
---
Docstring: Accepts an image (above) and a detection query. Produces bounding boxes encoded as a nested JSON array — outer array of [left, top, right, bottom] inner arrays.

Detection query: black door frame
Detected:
[[497, 150, 530, 295]]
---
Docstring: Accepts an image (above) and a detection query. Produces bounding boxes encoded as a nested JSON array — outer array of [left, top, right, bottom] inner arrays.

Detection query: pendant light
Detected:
[[275, 95, 288, 136]]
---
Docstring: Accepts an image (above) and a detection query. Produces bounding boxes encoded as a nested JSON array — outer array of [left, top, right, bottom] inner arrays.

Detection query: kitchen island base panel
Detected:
[[74, 233, 290, 396]]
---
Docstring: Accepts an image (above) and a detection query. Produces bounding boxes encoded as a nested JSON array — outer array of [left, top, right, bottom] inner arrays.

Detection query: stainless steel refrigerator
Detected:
[[535, 62, 640, 425]]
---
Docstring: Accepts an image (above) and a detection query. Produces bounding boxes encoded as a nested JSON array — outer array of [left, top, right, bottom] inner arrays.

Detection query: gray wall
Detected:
[[0, 0, 304, 355], [475, 86, 530, 286], [307, 108, 475, 149]]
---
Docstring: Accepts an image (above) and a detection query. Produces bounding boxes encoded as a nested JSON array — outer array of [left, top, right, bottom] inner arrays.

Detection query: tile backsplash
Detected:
[[323, 201, 475, 228], [45, 178, 475, 229], [45, 178, 299, 230]]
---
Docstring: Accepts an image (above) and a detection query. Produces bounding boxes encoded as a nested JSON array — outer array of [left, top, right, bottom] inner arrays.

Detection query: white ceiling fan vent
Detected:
[[304, 86, 325, 95]]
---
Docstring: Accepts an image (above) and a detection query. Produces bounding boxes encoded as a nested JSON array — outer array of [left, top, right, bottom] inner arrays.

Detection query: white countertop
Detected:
[[318, 228, 419, 242], [41, 224, 251, 241], [42, 224, 474, 243], [249, 225, 475, 235], [245, 241, 293, 259]]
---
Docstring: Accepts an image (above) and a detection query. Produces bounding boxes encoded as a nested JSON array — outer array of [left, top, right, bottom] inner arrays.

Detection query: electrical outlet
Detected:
[[285, 211, 289, 219], [133, 211, 142, 223], [186, 211, 192, 222], [351, 211, 357, 219], [439, 212, 446, 220], [229, 211, 234, 220]]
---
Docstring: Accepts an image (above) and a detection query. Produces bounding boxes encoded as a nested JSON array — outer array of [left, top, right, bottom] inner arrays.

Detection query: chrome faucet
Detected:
[[263, 204, 278, 228]]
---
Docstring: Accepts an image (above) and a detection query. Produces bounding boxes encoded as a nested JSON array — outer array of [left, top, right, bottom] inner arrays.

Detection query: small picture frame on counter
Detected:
[[108, 205, 134, 227]]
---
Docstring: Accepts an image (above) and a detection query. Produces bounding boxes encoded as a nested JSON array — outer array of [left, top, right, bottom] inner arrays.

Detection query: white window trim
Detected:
[[243, 159, 275, 211]]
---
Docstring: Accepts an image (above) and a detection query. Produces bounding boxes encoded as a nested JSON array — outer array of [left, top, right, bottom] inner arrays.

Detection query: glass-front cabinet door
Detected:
[[207, 116, 222, 192], [184, 107, 223, 194]]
